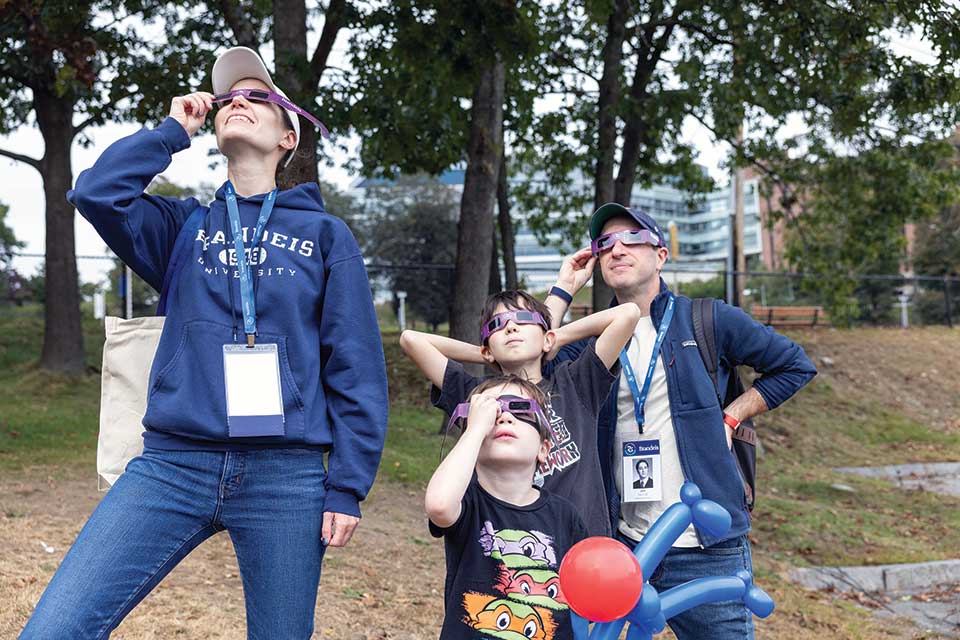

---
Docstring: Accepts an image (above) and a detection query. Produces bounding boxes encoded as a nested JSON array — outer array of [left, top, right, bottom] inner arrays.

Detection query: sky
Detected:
[[0, 24, 938, 286]]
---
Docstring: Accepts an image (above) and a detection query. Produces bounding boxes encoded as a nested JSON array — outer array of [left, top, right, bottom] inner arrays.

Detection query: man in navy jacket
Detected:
[[544, 203, 816, 640]]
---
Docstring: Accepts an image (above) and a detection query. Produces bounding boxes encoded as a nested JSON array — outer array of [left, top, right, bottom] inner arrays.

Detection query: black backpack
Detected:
[[691, 298, 758, 511]]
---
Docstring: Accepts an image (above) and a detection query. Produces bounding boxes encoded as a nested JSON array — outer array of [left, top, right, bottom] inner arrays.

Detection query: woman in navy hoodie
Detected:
[[21, 47, 389, 640]]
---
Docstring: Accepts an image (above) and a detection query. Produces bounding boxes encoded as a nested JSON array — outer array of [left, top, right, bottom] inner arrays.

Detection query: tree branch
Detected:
[[219, 0, 259, 49], [310, 0, 348, 86], [0, 147, 41, 170], [0, 64, 35, 90], [647, 18, 734, 47], [73, 115, 99, 136]]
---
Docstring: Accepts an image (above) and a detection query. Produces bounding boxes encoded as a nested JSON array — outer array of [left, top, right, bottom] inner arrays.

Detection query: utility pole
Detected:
[[731, 125, 746, 307], [125, 265, 133, 319]]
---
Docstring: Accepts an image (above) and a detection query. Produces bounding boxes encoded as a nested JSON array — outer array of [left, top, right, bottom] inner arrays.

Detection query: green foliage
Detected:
[[511, 1, 960, 259], [0, 201, 29, 306], [778, 138, 960, 325], [359, 177, 460, 330], [0, 202, 23, 267], [348, 0, 543, 178]]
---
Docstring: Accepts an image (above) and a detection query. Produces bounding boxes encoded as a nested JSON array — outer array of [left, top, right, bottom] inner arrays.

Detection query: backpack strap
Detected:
[[692, 297, 721, 402], [156, 206, 206, 316]]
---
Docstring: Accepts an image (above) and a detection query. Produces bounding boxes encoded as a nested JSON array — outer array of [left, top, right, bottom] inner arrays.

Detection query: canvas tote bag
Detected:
[[96, 207, 205, 489]]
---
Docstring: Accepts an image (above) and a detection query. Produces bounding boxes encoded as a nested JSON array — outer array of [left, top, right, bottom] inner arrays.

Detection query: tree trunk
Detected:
[[36, 91, 85, 373], [591, 0, 629, 312], [449, 58, 505, 344], [497, 146, 518, 290], [614, 12, 677, 205], [273, 0, 318, 188], [489, 227, 502, 294]]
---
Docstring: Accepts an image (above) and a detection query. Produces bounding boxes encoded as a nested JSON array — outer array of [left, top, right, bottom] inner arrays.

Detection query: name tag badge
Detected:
[[223, 343, 285, 437], [622, 440, 662, 503]]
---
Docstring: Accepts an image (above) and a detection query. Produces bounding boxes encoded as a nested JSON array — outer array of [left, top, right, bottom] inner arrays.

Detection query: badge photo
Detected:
[[622, 440, 663, 503]]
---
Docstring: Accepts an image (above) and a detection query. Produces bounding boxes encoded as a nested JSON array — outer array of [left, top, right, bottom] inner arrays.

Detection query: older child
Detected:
[[402, 289, 640, 536], [427, 376, 588, 640]]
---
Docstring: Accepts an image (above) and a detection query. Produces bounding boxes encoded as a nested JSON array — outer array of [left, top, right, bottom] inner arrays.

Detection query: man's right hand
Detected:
[[169, 92, 215, 137], [555, 247, 596, 296]]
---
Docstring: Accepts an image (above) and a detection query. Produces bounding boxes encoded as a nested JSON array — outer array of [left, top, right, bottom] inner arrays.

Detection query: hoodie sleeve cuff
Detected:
[[324, 488, 362, 519], [156, 117, 192, 154]]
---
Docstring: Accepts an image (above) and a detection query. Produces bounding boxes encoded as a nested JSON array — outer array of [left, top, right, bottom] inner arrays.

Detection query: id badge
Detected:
[[223, 343, 285, 437], [622, 440, 662, 502]]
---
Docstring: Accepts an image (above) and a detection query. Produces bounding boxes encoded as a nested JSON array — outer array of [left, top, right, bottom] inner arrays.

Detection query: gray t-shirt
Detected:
[[432, 341, 617, 537]]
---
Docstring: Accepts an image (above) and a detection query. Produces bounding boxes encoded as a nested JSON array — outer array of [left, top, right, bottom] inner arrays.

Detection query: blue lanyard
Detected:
[[619, 293, 675, 433], [224, 181, 277, 345]]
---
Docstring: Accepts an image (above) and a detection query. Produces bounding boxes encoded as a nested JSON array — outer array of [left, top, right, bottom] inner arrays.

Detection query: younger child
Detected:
[[426, 376, 588, 640], [402, 289, 640, 536]]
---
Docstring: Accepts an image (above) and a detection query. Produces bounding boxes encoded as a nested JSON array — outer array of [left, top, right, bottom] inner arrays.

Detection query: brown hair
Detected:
[[479, 290, 553, 343], [468, 375, 551, 441]]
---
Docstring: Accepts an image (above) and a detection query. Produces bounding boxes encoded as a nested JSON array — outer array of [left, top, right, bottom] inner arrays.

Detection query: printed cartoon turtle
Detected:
[[480, 522, 556, 569], [497, 567, 568, 610], [469, 598, 550, 640]]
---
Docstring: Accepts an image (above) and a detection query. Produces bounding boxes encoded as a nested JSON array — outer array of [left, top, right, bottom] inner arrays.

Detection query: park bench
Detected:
[[750, 305, 830, 328]]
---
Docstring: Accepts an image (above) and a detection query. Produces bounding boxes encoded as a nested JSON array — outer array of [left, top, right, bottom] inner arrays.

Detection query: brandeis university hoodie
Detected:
[[68, 117, 389, 518]]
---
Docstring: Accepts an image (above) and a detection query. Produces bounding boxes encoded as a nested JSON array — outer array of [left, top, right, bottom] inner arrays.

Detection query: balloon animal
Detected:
[[559, 482, 775, 639]]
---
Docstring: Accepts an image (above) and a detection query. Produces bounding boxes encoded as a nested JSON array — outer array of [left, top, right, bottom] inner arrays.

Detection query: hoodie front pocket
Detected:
[[147, 320, 234, 439], [262, 333, 306, 440], [146, 321, 306, 441]]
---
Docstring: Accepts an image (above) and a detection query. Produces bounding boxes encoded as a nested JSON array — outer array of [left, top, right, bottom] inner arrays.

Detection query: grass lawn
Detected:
[[1, 307, 958, 638]]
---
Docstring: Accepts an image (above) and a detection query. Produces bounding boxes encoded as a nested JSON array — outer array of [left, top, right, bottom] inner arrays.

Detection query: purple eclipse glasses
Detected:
[[480, 310, 549, 344], [446, 395, 549, 436], [590, 228, 664, 256], [212, 88, 330, 139]]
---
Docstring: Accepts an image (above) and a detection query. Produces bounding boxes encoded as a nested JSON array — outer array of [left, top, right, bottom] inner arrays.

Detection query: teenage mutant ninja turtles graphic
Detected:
[[495, 567, 569, 610], [462, 521, 566, 639], [463, 593, 557, 640], [479, 521, 556, 568]]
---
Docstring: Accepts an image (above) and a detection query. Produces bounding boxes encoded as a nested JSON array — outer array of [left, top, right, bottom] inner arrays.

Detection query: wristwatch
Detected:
[[549, 285, 573, 304]]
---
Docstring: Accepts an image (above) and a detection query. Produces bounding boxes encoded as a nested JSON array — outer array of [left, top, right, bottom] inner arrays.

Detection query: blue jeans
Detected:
[[21, 447, 329, 640], [619, 532, 754, 640]]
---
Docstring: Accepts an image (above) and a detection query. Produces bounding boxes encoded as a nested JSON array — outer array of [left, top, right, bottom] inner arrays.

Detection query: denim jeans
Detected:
[[618, 532, 755, 640], [21, 447, 328, 640]]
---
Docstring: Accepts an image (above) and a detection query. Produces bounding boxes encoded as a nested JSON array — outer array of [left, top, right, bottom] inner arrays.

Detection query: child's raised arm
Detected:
[[551, 303, 642, 369], [424, 394, 499, 528], [399, 330, 486, 388]]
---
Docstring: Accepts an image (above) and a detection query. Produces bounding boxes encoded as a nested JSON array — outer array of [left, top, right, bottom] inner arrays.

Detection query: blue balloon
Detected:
[[631, 502, 691, 578], [567, 483, 774, 640], [691, 498, 732, 538], [625, 624, 653, 640], [590, 619, 626, 640], [630, 583, 660, 622], [571, 612, 590, 638], [659, 576, 746, 620]]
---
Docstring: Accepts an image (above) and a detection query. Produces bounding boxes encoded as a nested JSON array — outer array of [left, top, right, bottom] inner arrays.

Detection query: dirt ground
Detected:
[[3, 328, 956, 639], [1, 471, 446, 639], [1, 470, 938, 640]]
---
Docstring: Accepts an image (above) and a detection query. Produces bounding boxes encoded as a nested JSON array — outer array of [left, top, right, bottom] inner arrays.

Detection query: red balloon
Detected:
[[558, 537, 643, 622]]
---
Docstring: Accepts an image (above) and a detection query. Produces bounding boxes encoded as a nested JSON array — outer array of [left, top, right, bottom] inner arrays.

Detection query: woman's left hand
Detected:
[[322, 511, 360, 547]]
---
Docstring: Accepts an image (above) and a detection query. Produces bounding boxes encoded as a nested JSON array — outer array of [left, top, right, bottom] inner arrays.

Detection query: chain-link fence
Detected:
[[4, 254, 959, 329]]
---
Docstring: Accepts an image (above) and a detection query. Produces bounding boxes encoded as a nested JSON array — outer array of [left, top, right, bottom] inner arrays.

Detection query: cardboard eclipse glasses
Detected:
[[213, 89, 330, 139], [480, 310, 548, 344], [590, 228, 664, 256], [446, 395, 549, 437]]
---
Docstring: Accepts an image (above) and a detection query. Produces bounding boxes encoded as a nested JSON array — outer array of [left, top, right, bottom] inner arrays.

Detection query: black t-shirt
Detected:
[[432, 341, 617, 537], [430, 480, 589, 640]]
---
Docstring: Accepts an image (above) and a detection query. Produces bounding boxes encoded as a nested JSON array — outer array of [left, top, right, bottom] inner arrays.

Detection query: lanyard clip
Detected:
[[247, 334, 255, 348]]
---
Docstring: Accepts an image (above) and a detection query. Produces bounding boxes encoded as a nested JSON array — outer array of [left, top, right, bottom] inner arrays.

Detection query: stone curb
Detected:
[[789, 559, 960, 594]]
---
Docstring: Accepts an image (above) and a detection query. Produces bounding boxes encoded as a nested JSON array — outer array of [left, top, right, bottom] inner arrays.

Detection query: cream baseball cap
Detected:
[[211, 46, 299, 166]]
